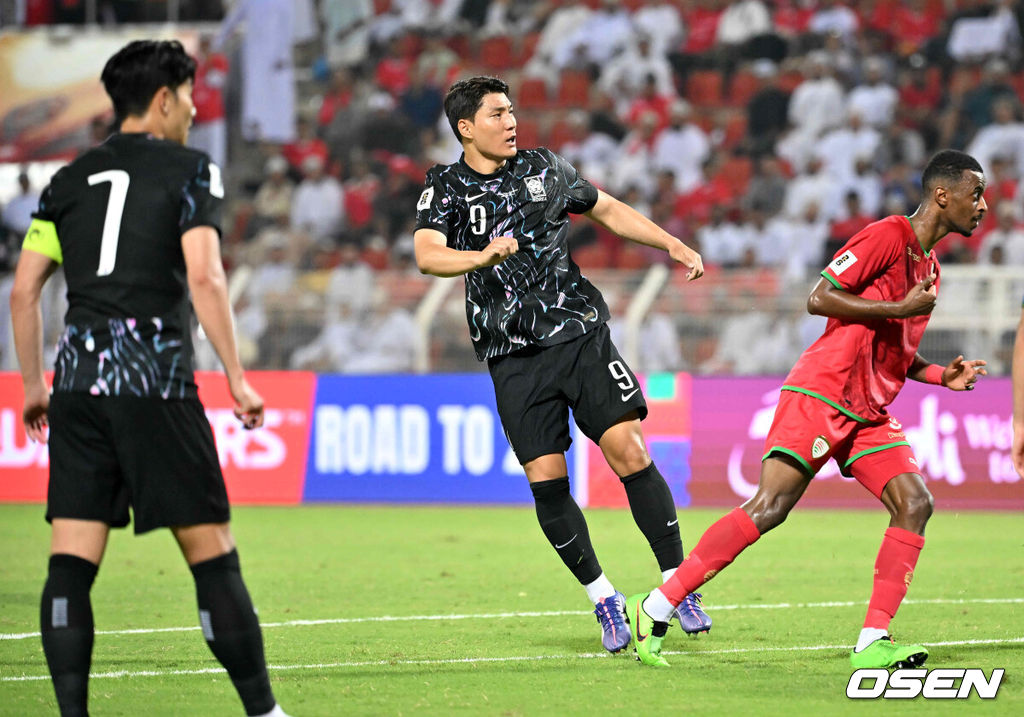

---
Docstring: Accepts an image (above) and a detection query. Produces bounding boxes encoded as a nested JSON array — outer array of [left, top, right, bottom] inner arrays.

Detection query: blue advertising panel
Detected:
[[304, 374, 580, 503]]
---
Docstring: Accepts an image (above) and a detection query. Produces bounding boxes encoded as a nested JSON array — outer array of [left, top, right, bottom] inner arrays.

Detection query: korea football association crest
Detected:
[[811, 435, 830, 460], [525, 175, 547, 201]]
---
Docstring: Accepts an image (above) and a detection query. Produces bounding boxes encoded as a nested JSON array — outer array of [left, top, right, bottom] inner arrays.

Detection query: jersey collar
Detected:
[[459, 153, 515, 181]]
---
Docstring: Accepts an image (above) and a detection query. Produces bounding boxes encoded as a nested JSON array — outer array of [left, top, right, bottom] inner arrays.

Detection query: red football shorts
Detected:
[[762, 389, 919, 498]]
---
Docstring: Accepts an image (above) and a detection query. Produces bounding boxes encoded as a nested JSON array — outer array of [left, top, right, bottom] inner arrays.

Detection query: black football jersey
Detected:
[[32, 133, 223, 398], [414, 148, 608, 360]]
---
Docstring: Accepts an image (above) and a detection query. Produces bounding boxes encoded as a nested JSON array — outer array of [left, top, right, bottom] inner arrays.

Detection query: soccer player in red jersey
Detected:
[[625, 150, 990, 669]]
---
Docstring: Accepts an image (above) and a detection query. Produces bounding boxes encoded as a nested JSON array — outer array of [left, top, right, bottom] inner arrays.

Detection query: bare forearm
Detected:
[[189, 273, 245, 382], [10, 294, 45, 386], [416, 243, 486, 277], [808, 282, 903, 320], [586, 196, 678, 251]]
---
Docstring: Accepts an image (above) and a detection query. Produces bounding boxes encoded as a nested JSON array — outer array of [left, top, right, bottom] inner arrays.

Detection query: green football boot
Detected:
[[850, 636, 929, 669], [625, 593, 670, 667]]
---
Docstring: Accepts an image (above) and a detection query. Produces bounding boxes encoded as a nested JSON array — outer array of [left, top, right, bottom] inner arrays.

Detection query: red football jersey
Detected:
[[783, 215, 939, 422]]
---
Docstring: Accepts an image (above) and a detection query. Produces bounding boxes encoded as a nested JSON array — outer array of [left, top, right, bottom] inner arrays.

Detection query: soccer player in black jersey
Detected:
[[414, 76, 710, 652], [9, 41, 288, 717]]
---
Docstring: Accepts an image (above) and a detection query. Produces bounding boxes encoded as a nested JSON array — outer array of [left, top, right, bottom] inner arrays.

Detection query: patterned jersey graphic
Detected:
[[415, 148, 609, 360], [55, 317, 193, 399]]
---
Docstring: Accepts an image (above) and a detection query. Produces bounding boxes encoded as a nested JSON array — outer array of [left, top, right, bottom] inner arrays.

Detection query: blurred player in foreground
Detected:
[[413, 76, 708, 653], [626, 150, 989, 668], [9, 40, 288, 716]]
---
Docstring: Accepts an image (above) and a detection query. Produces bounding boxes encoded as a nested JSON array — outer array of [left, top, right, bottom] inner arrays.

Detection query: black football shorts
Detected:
[[487, 323, 648, 464], [46, 392, 230, 534]]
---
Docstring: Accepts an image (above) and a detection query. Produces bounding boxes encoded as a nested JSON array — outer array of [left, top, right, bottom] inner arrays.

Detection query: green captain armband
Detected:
[[22, 218, 62, 264]]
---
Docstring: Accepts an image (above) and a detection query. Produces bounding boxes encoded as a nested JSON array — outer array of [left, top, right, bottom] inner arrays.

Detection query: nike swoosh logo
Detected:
[[634, 604, 649, 642], [554, 535, 577, 549], [465, 192, 486, 202], [621, 389, 639, 402], [667, 519, 678, 527]]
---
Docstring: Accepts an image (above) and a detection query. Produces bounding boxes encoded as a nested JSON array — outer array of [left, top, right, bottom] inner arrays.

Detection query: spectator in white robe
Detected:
[[216, 0, 296, 142]]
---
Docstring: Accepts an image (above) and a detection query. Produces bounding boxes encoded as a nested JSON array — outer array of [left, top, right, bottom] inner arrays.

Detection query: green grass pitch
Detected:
[[1, 504, 1021, 715]]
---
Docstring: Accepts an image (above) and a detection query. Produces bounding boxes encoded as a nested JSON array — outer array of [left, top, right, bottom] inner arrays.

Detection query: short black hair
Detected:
[[101, 40, 196, 122], [921, 150, 983, 191], [443, 76, 510, 143]]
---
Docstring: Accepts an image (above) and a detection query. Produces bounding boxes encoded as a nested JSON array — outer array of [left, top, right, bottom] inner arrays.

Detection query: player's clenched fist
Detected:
[[479, 236, 519, 267], [899, 274, 937, 317]]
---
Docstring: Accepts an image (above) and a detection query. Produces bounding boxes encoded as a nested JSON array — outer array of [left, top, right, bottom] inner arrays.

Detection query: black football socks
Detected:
[[530, 477, 602, 585], [190, 550, 276, 716], [41, 553, 98, 717]]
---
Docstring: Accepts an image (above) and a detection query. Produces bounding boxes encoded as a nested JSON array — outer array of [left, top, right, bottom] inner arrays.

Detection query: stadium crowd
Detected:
[[2, 0, 1023, 374]]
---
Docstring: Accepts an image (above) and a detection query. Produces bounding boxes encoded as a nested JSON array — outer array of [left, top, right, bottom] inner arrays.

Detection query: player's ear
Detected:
[[457, 117, 473, 143], [156, 86, 172, 115], [933, 184, 948, 209]]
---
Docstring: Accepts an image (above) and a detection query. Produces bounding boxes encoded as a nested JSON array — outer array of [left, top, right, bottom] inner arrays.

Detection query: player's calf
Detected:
[[190, 549, 280, 716], [40, 554, 98, 717]]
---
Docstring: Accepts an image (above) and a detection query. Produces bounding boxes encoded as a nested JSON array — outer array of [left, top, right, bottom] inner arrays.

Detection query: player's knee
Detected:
[[899, 488, 934, 524], [743, 493, 791, 533], [610, 442, 650, 476]]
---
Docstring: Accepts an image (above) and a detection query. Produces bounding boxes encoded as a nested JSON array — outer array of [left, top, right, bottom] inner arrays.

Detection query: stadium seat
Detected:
[[547, 117, 574, 150], [616, 244, 654, 269], [556, 70, 591, 108], [479, 36, 514, 70], [685, 69, 724, 107], [513, 117, 541, 149], [571, 242, 613, 269], [716, 155, 753, 194], [778, 69, 804, 93], [721, 112, 748, 149], [516, 32, 542, 65], [728, 69, 760, 107], [517, 76, 549, 109]]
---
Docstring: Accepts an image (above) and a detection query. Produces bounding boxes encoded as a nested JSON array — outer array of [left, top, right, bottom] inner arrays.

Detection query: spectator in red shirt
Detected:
[[375, 35, 414, 95], [318, 68, 355, 129], [825, 190, 876, 258], [282, 116, 330, 177], [189, 34, 229, 168], [625, 74, 674, 133], [674, 154, 737, 224], [890, 0, 944, 57]]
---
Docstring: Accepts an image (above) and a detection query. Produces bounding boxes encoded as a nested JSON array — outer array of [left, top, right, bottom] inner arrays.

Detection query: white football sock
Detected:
[[661, 568, 676, 582], [642, 588, 676, 623], [855, 627, 889, 652], [253, 704, 290, 717], [584, 573, 617, 604]]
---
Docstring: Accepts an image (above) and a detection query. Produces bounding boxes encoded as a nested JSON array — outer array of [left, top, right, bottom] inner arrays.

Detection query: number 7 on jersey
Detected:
[[88, 169, 130, 276]]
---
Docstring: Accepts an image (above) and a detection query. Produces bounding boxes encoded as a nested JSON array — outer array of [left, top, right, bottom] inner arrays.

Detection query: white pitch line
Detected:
[[2, 597, 1022, 642], [3, 636, 1023, 683]]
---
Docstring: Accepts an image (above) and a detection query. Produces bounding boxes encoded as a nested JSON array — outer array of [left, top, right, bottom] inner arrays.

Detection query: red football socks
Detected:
[[863, 526, 926, 630], [660, 508, 761, 605]]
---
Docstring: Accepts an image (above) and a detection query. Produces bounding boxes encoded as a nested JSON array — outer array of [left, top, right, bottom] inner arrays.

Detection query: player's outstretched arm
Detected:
[[584, 190, 703, 280], [182, 226, 263, 429], [1013, 306, 1024, 478], [9, 249, 59, 443], [808, 274, 937, 320], [414, 227, 518, 277], [907, 352, 987, 390]]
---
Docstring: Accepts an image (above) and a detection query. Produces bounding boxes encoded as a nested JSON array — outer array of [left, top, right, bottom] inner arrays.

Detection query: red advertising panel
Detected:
[[196, 371, 315, 505], [690, 377, 1020, 510], [0, 373, 50, 500], [0, 371, 315, 505]]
